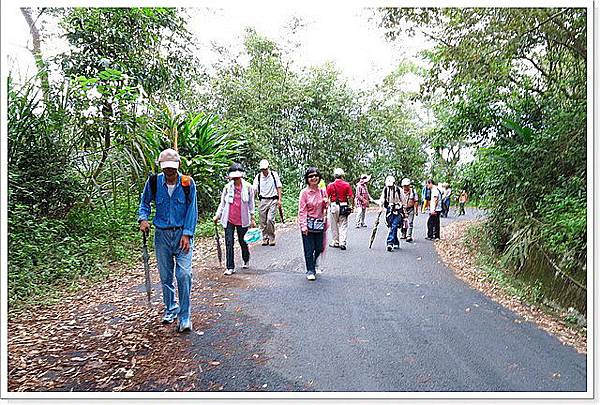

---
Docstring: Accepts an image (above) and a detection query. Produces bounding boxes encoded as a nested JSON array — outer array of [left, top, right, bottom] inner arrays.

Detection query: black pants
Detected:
[[225, 222, 249, 270], [301, 231, 324, 275], [459, 202, 465, 216], [427, 213, 440, 239]]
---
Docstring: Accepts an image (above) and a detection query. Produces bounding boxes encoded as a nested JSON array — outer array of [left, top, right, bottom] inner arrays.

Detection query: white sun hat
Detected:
[[158, 148, 180, 169], [385, 175, 395, 187]]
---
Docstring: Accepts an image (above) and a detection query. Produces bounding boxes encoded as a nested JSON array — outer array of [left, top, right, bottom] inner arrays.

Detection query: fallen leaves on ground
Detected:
[[435, 220, 586, 354], [8, 235, 249, 392]]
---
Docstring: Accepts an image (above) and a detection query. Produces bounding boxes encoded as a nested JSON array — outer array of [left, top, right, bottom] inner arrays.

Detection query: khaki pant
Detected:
[[259, 198, 278, 242], [329, 204, 349, 246], [355, 206, 366, 227]]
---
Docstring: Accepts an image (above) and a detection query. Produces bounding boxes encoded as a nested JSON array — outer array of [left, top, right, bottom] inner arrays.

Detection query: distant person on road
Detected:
[[380, 175, 404, 252], [252, 159, 282, 247], [425, 179, 443, 240], [138, 148, 198, 332], [326, 168, 354, 250], [442, 183, 452, 218], [354, 174, 373, 228], [214, 163, 256, 276], [437, 182, 447, 218], [298, 167, 329, 281], [458, 190, 468, 216], [421, 181, 431, 214], [399, 178, 419, 242]]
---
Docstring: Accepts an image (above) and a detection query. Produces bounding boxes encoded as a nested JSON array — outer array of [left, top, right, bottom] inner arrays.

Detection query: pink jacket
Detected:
[[298, 187, 329, 233]]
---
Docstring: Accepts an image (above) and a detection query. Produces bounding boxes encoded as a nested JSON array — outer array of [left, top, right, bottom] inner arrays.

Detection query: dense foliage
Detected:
[[8, 8, 425, 307], [380, 7, 587, 311]]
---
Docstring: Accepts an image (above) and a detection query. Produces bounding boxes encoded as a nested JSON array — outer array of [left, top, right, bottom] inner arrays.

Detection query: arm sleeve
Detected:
[[298, 190, 308, 232], [215, 186, 226, 218], [275, 172, 282, 188], [183, 179, 198, 237], [248, 185, 255, 215], [137, 179, 153, 222], [252, 174, 259, 192]]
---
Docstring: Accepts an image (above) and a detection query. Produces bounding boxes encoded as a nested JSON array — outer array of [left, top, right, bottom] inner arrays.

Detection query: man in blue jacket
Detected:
[[138, 148, 198, 332]]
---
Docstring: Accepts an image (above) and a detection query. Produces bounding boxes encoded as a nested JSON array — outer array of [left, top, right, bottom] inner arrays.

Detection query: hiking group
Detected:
[[138, 148, 468, 331]]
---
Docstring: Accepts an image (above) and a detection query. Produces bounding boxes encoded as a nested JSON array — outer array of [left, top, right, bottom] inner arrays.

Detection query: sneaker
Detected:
[[269, 241, 276, 246], [355, 225, 361, 228], [178, 320, 192, 333], [242, 261, 249, 269], [434, 237, 441, 241], [340, 245, 347, 250], [393, 244, 400, 250], [362, 224, 368, 227], [329, 243, 340, 248], [262, 239, 269, 246], [223, 268, 234, 276], [406, 237, 413, 242], [316, 266, 323, 274], [387, 245, 393, 252], [162, 313, 178, 324], [307, 274, 316, 281], [425, 237, 434, 241], [400, 235, 407, 240]]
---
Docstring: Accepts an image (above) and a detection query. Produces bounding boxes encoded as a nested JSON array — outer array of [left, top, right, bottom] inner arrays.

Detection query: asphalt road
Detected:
[[192, 208, 587, 392]]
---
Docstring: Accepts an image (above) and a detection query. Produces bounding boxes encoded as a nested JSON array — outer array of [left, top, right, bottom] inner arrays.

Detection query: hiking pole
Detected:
[[214, 223, 223, 268], [369, 210, 383, 249], [142, 229, 152, 305]]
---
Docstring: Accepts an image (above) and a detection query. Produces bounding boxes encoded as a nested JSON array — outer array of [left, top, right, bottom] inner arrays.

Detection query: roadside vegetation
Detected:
[[8, 7, 587, 318]]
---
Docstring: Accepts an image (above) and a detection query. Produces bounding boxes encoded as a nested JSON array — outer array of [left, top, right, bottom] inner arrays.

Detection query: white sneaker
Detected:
[[223, 268, 234, 276], [242, 261, 249, 269], [307, 274, 316, 281], [316, 266, 323, 274]]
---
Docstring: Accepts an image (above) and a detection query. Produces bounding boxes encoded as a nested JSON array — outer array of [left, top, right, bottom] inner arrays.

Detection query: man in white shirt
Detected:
[[253, 159, 283, 246], [425, 179, 443, 240]]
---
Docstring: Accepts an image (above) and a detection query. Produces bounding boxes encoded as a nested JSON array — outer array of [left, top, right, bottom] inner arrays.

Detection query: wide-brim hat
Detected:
[[385, 176, 395, 187], [228, 171, 245, 178], [259, 159, 269, 170], [360, 174, 371, 182]]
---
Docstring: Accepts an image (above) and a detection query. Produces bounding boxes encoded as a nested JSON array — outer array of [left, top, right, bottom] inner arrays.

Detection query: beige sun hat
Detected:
[[158, 148, 180, 169]]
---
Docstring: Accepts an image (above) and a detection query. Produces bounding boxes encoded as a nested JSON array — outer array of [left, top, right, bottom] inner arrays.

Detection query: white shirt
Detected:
[[430, 186, 443, 213], [253, 170, 282, 198], [167, 184, 176, 197]]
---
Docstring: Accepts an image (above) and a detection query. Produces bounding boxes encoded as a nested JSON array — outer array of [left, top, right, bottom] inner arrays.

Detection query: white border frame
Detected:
[[1, 0, 595, 400]]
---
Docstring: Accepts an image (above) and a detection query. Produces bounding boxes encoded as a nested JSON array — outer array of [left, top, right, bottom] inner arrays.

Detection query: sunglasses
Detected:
[[307, 174, 319, 179]]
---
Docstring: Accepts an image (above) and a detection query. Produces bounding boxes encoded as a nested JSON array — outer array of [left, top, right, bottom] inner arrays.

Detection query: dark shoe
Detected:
[[425, 237, 433, 241], [393, 244, 400, 250], [387, 245, 393, 252], [434, 237, 441, 241], [340, 245, 347, 250], [406, 237, 413, 242], [262, 239, 269, 246], [400, 235, 407, 239]]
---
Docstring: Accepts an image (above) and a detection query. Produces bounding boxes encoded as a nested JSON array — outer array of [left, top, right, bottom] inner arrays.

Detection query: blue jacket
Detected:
[[138, 173, 198, 237]]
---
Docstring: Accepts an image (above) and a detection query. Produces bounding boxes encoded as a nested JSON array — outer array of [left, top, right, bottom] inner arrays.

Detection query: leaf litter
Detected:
[[435, 219, 586, 354]]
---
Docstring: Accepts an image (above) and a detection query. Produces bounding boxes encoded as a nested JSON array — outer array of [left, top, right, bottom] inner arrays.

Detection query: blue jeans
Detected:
[[154, 228, 193, 324], [386, 209, 401, 246], [224, 222, 249, 270], [302, 232, 324, 275]]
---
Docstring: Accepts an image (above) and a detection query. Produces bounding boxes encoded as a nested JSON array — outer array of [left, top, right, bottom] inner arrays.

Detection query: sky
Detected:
[[4, 5, 431, 92]]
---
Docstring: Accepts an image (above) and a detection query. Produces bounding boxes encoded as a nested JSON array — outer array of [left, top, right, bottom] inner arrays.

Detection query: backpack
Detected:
[[148, 173, 191, 203]]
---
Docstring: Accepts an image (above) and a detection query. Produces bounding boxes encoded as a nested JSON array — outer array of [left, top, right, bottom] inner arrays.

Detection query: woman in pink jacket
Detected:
[[298, 167, 329, 281]]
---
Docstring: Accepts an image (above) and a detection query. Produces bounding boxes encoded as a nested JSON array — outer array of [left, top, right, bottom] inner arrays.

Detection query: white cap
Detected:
[[401, 178, 411, 186], [259, 159, 269, 170], [158, 148, 180, 169], [333, 168, 345, 177], [385, 176, 395, 187]]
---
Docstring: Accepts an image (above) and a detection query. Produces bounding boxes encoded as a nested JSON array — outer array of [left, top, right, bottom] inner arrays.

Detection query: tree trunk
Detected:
[[21, 8, 50, 104]]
